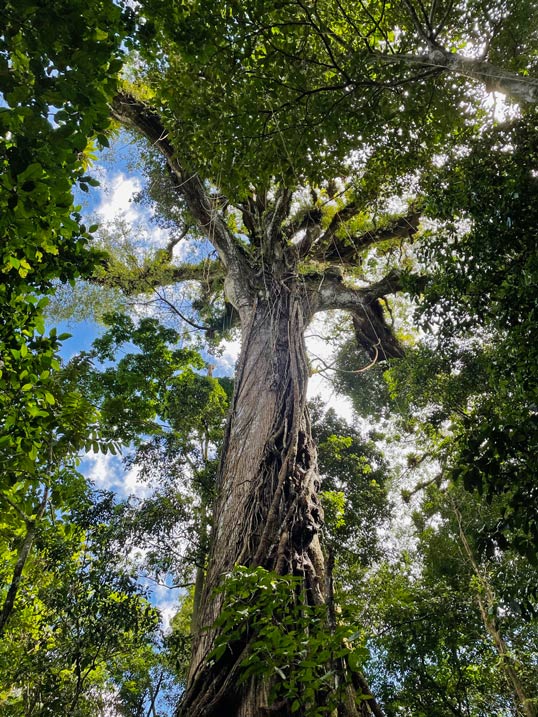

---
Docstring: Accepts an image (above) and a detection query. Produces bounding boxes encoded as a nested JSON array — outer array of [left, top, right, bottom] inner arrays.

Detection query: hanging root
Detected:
[[352, 301, 404, 361]]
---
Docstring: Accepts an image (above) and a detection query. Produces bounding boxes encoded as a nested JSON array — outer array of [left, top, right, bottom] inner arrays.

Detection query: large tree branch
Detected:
[[314, 208, 420, 263], [263, 186, 293, 252], [311, 268, 403, 313], [110, 94, 253, 300], [291, 201, 358, 259], [310, 269, 406, 360], [309, 8, 538, 105], [94, 258, 224, 295], [373, 50, 538, 104], [239, 187, 294, 261]]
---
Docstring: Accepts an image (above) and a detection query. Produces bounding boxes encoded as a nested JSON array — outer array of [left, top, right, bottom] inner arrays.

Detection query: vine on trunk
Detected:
[[209, 566, 371, 717]]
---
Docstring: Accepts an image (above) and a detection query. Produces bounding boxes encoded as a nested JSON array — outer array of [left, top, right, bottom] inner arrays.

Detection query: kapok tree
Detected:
[[112, 91, 409, 717], [103, 1, 538, 714]]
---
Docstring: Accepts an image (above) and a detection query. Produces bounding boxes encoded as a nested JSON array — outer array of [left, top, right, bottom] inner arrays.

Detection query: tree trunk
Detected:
[[179, 281, 327, 717], [453, 502, 536, 717], [0, 487, 49, 637], [378, 50, 538, 105]]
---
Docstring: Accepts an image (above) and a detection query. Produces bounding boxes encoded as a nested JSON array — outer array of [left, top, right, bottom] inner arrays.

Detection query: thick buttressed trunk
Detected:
[[179, 279, 327, 717]]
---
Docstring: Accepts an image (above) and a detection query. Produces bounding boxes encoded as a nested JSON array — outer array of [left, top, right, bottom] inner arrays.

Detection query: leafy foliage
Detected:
[[0, 491, 161, 716], [388, 111, 538, 560], [80, 312, 229, 588], [4, 1, 538, 715], [211, 566, 370, 716], [129, 0, 515, 193], [311, 401, 390, 567], [359, 484, 538, 716], [0, 0, 125, 475]]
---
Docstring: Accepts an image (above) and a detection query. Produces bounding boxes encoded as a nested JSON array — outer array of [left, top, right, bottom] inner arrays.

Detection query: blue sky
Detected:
[[54, 134, 201, 626]]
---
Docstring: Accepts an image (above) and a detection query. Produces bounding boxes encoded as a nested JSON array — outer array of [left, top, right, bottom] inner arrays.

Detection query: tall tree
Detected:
[[96, 2, 538, 714], [109, 94, 412, 715], [5, 0, 538, 715]]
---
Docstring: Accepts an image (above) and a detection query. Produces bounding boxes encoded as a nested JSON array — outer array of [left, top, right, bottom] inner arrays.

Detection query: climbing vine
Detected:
[[210, 566, 370, 716]]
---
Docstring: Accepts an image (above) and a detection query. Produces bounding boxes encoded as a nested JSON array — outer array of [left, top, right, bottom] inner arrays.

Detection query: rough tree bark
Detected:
[[182, 279, 326, 716]]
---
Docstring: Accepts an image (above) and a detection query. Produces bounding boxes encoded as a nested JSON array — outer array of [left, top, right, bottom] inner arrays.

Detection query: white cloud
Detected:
[[82, 451, 151, 500], [123, 463, 152, 499], [216, 335, 241, 375], [306, 313, 355, 421], [142, 581, 184, 633], [92, 168, 201, 257], [127, 545, 150, 565], [308, 372, 355, 422], [96, 172, 143, 224], [84, 451, 122, 490], [159, 601, 180, 633]]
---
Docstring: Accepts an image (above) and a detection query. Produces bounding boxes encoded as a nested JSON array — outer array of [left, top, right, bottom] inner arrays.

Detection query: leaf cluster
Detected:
[[349, 483, 538, 717], [210, 565, 369, 716], [0, 491, 163, 717], [401, 111, 538, 560], [310, 401, 390, 566], [0, 0, 125, 479], [126, 0, 484, 195]]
